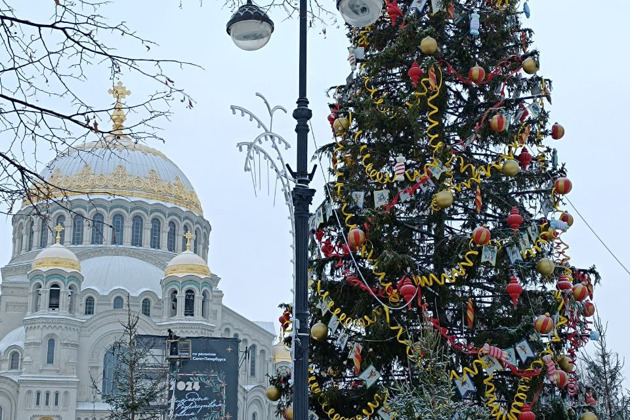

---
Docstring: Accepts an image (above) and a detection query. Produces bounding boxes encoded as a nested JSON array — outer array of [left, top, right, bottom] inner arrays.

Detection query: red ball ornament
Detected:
[[472, 226, 491, 245], [518, 404, 536, 420], [518, 147, 532, 170], [556, 274, 572, 291], [468, 64, 486, 85], [490, 114, 508, 132], [348, 228, 366, 250], [555, 370, 569, 388], [398, 276, 417, 308], [554, 177, 572, 194], [573, 283, 588, 302], [551, 122, 565, 140], [327, 112, 337, 129], [506, 207, 524, 231], [560, 211, 574, 227], [583, 301, 595, 317], [506, 275, 523, 308], [408, 61, 423, 88], [534, 313, 554, 334]]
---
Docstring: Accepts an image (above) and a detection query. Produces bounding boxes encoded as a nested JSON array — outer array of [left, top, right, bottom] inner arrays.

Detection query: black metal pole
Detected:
[[291, 0, 315, 414]]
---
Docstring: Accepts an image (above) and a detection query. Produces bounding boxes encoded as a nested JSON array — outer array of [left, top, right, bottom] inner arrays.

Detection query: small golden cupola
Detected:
[[31, 225, 80, 272]]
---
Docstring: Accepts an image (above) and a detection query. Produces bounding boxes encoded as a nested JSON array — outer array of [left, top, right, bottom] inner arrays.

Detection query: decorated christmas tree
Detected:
[[268, 1, 600, 419]]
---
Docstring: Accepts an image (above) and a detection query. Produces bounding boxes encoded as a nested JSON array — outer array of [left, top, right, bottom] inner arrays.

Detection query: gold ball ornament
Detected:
[[501, 159, 520, 176], [284, 407, 294, 420], [311, 322, 328, 341], [333, 117, 350, 136], [420, 36, 438, 55], [435, 190, 454, 208], [558, 355, 575, 372], [536, 258, 555, 276], [266, 386, 281, 402], [522, 57, 538, 74], [580, 411, 598, 420]]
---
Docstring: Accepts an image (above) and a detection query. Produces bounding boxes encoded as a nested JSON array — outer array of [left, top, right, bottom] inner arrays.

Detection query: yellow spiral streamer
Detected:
[[316, 281, 381, 329]]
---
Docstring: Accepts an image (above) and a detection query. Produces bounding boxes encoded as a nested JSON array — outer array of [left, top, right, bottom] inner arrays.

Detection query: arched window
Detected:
[[35, 391, 41, 406], [182, 225, 190, 251], [167, 221, 176, 252], [91, 213, 104, 245], [39, 220, 49, 248], [72, 215, 84, 245], [150, 218, 161, 249], [55, 215, 66, 243], [45, 391, 50, 406], [49, 284, 60, 310], [27, 222, 34, 251], [68, 285, 77, 314], [141, 298, 151, 317], [16, 224, 23, 253], [9, 351, 20, 370], [249, 345, 257, 377], [33, 284, 42, 312], [85, 296, 95, 315], [184, 290, 195, 317], [194, 229, 201, 254], [252, 414, 257, 420], [202, 290, 210, 319], [111, 214, 124, 245], [54, 391, 59, 407], [46, 338, 55, 364], [131, 215, 143, 247], [113, 296, 124, 309], [102, 347, 122, 397], [170, 290, 178, 317]]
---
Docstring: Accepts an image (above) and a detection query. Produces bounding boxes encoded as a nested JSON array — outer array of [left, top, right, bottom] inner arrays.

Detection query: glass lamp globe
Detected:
[[226, 1, 274, 51], [336, 0, 383, 27]]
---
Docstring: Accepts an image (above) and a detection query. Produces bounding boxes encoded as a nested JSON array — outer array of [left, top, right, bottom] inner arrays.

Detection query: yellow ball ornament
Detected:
[[266, 386, 281, 401], [558, 355, 575, 372], [580, 411, 597, 420], [420, 36, 438, 55], [333, 117, 350, 136], [311, 322, 328, 341], [435, 190, 453, 208], [501, 160, 520, 176], [522, 57, 538, 74], [536, 258, 555, 276]]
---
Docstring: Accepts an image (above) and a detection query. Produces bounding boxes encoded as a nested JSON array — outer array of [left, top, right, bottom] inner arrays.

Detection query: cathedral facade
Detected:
[[0, 87, 286, 420]]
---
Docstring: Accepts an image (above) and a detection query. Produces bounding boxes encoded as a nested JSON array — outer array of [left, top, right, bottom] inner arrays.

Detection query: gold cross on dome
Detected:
[[54, 224, 64, 244], [184, 231, 193, 251], [108, 81, 131, 101]]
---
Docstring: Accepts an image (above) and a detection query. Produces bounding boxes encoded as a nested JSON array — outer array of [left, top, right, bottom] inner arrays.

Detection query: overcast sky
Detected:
[[5, 0, 629, 380]]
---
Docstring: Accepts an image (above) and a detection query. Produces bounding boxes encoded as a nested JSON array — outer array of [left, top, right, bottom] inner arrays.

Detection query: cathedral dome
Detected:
[[32, 243, 81, 272], [32, 137, 203, 215], [165, 250, 211, 277]]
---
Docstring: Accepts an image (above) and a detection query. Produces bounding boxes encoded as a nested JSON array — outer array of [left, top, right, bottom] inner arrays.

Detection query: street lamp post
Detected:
[[227, 0, 383, 417]]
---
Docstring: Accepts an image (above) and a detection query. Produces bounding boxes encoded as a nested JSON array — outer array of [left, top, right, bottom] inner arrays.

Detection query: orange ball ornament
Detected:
[[348, 228, 366, 250], [490, 114, 508, 132], [468, 64, 486, 85], [583, 301, 595, 317], [555, 370, 568, 388], [472, 226, 491, 246], [554, 177, 572, 194], [534, 313, 554, 334], [560, 211, 574, 227]]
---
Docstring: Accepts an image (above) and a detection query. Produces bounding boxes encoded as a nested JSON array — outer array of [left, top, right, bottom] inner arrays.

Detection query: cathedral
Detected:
[[0, 83, 289, 420]]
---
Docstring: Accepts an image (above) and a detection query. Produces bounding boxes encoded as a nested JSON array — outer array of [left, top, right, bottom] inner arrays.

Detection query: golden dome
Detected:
[[32, 243, 81, 272], [164, 250, 211, 277]]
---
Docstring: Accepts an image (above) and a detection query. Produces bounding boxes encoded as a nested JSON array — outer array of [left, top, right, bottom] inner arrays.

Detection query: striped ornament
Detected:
[[534, 313, 554, 334], [556, 274, 573, 291], [583, 301, 595, 317], [560, 211, 574, 227], [347, 228, 366, 250], [551, 122, 565, 140], [554, 177, 572, 194], [572, 283, 588, 301], [466, 299, 475, 328], [474, 186, 482, 213], [472, 226, 491, 246], [489, 114, 508, 132], [555, 370, 569, 388], [468, 64, 486, 85]]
